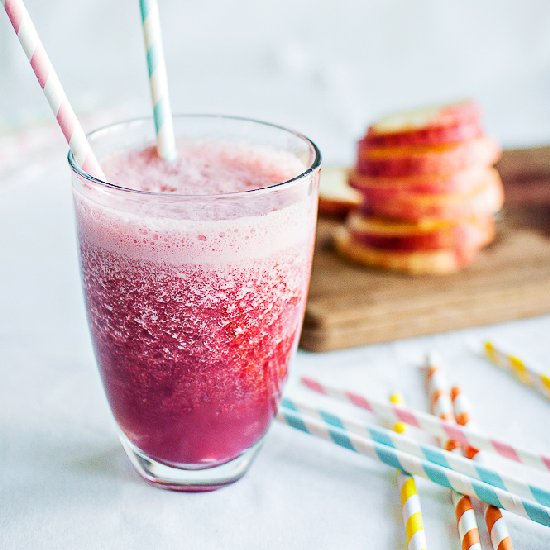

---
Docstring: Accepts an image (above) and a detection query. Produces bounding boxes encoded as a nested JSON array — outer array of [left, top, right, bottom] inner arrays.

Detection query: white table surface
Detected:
[[2, 153, 550, 550]]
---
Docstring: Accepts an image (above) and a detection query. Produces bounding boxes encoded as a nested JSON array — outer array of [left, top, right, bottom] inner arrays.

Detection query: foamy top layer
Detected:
[[74, 142, 317, 265], [103, 141, 306, 195]]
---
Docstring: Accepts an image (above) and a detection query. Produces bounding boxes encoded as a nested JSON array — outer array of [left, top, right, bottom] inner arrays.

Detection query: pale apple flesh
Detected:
[[334, 226, 484, 275], [318, 166, 361, 217]]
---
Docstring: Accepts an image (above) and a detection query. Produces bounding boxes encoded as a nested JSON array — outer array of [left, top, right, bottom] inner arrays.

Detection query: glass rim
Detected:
[[68, 113, 322, 199]]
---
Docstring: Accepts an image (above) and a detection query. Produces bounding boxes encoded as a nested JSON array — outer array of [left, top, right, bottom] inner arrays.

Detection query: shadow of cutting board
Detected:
[[299, 147, 550, 352]]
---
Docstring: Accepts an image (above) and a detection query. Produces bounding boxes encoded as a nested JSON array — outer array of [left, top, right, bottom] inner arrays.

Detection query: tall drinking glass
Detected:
[[69, 115, 321, 491]]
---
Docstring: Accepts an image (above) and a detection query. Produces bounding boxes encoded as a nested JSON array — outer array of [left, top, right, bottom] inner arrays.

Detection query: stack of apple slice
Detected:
[[335, 100, 504, 274]]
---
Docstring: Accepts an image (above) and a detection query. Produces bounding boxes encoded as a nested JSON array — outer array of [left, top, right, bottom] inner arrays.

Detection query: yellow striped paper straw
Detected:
[[451, 386, 514, 550], [139, 0, 177, 160], [484, 341, 550, 400], [425, 354, 481, 550], [390, 392, 428, 550]]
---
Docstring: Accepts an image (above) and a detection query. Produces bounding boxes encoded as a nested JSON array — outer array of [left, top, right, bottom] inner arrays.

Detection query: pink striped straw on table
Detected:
[[139, 0, 177, 160], [425, 356, 481, 550], [300, 376, 550, 473], [452, 386, 514, 550], [2, 0, 105, 179]]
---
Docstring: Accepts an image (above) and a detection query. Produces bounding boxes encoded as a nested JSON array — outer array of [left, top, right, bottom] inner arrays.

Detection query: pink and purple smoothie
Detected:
[[74, 142, 317, 467]]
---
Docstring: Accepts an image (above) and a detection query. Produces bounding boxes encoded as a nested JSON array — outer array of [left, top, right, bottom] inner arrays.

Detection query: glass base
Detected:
[[119, 433, 263, 491]]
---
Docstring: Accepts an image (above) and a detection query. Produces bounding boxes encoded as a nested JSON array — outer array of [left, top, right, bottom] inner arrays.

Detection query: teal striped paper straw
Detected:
[[139, 0, 177, 160], [280, 397, 550, 508], [277, 398, 550, 528]]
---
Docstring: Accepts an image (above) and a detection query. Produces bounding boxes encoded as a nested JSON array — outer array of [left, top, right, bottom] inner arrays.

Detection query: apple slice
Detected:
[[356, 170, 504, 221], [363, 99, 482, 147], [372, 99, 480, 132], [356, 136, 501, 177], [347, 213, 495, 252], [318, 166, 361, 217], [363, 120, 482, 148], [348, 166, 492, 195], [334, 227, 483, 275]]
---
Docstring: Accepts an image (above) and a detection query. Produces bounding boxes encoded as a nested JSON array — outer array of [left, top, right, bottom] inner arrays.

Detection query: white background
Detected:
[[1, 1, 550, 549], [2, 0, 550, 161]]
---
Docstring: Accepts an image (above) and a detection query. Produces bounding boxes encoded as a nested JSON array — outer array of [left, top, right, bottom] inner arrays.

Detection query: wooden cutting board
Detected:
[[299, 147, 550, 352]]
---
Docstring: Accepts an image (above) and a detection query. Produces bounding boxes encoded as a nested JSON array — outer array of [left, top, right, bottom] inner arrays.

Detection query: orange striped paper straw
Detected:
[[425, 354, 481, 550], [451, 386, 514, 550]]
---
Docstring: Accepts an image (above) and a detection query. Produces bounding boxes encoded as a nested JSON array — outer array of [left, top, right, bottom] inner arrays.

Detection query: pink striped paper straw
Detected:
[[2, 0, 105, 179], [300, 376, 550, 473]]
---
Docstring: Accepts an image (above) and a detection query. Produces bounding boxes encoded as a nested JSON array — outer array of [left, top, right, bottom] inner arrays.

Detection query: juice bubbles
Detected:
[[72, 130, 319, 482]]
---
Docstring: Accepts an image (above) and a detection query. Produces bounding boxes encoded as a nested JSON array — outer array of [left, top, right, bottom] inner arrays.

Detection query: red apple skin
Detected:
[[357, 173, 503, 222], [356, 137, 501, 177], [349, 167, 497, 196], [365, 100, 482, 147], [348, 216, 494, 252], [429, 100, 481, 125], [363, 120, 483, 148], [371, 100, 481, 131]]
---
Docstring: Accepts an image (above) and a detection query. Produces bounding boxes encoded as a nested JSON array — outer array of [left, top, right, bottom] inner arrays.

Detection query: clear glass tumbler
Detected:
[[69, 115, 321, 491]]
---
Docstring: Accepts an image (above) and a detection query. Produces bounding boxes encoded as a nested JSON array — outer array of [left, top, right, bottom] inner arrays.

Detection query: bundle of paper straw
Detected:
[[277, 396, 550, 528], [286, 394, 550, 505], [276, 375, 550, 529], [300, 376, 550, 473]]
